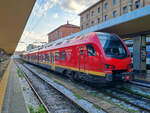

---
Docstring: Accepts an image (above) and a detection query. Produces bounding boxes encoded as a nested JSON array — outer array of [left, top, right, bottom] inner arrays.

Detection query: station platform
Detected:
[[0, 60, 9, 81], [134, 70, 150, 83], [0, 60, 28, 113]]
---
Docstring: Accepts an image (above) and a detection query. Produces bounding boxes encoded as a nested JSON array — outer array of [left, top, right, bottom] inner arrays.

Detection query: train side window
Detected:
[[56, 52, 59, 60], [47, 54, 49, 61], [80, 47, 83, 55], [43, 55, 45, 62], [40, 55, 41, 61], [43, 55, 45, 61], [86, 44, 96, 56], [42, 55, 44, 61], [49, 54, 51, 62], [40, 55, 42, 61], [61, 51, 66, 61], [45, 54, 48, 61]]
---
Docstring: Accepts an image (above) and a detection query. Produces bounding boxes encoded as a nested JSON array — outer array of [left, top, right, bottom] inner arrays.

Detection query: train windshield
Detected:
[[98, 34, 127, 59]]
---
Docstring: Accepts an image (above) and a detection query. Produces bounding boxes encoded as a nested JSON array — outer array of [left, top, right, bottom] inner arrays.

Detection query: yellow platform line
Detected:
[[0, 60, 12, 113]]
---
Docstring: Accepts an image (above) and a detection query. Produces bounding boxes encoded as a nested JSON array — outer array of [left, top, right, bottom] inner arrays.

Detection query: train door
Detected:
[[78, 46, 86, 72], [51, 52, 55, 70], [85, 44, 102, 72]]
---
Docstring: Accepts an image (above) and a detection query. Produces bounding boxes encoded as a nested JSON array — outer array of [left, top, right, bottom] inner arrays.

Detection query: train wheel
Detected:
[[69, 71, 79, 82], [74, 72, 80, 82], [68, 71, 73, 81], [62, 70, 67, 77]]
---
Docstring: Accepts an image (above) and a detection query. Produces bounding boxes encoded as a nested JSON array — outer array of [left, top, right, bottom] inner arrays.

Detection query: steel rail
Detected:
[[16, 62, 90, 113], [17, 60, 150, 113], [130, 81, 150, 88], [98, 88, 150, 112], [15, 62, 51, 113]]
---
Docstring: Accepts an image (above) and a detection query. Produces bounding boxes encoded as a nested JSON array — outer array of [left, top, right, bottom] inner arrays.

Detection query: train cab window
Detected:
[[61, 51, 66, 61], [86, 44, 96, 56], [56, 52, 59, 60], [98, 34, 127, 59]]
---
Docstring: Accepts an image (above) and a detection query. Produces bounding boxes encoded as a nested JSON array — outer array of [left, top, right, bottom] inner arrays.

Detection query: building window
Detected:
[[98, 18, 101, 23], [105, 15, 108, 21], [98, 7, 100, 13], [91, 21, 94, 25], [86, 14, 89, 19], [56, 31, 59, 39], [91, 11, 94, 16], [60, 31, 62, 38], [113, 0, 117, 5], [81, 17, 84, 22], [105, 3, 108, 9], [81, 25, 83, 30], [123, 6, 128, 14], [113, 11, 117, 17], [56, 52, 59, 60], [61, 51, 66, 61], [86, 23, 88, 28], [135, 0, 140, 9]]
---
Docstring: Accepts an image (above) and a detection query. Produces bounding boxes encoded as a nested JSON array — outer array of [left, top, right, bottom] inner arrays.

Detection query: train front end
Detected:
[[97, 33, 133, 83]]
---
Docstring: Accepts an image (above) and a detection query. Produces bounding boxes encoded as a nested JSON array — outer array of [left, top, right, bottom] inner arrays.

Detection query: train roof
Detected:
[[24, 32, 112, 55]]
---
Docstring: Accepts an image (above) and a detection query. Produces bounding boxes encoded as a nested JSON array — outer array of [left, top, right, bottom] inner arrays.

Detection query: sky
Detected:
[[16, 0, 99, 51]]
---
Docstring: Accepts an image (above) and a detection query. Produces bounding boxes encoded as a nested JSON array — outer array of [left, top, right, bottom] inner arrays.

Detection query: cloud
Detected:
[[33, 0, 58, 16], [16, 0, 100, 51], [71, 16, 80, 25], [53, 13, 59, 19], [58, 0, 99, 13], [16, 30, 48, 51], [33, 0, 100, 16]]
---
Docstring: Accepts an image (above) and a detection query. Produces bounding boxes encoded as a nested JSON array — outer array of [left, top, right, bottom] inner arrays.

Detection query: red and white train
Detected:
[[22, 32, 133, 84]]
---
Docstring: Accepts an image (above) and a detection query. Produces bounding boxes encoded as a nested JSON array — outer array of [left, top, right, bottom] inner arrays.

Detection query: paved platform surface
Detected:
[[0, 60, 9, 81], [134, 70, 150, 83], [1, 60, 28, 113]]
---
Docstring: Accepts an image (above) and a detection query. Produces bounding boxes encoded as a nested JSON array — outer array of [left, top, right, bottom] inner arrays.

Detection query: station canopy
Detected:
[[0, 0, 35, 54]]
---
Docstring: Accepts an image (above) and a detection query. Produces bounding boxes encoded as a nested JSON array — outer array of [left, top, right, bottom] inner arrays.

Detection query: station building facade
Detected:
[[79, 0, 150, 30], [48, 22, 80, 43], [79, 0, 150, 73]]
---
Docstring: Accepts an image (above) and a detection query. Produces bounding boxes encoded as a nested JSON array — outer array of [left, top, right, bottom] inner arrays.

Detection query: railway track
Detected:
[[16, 60, 150, 113], [15, 62, 50, 113], [15, 62, 105, 113], [79, 82, 150, 112], [130, 80, 150, 88], [101, 88, 150, 112]]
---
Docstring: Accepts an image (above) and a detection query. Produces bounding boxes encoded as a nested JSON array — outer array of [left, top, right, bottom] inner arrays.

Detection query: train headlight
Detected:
[[127, 64, 133, 69], [105, 64, 115, 69]]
